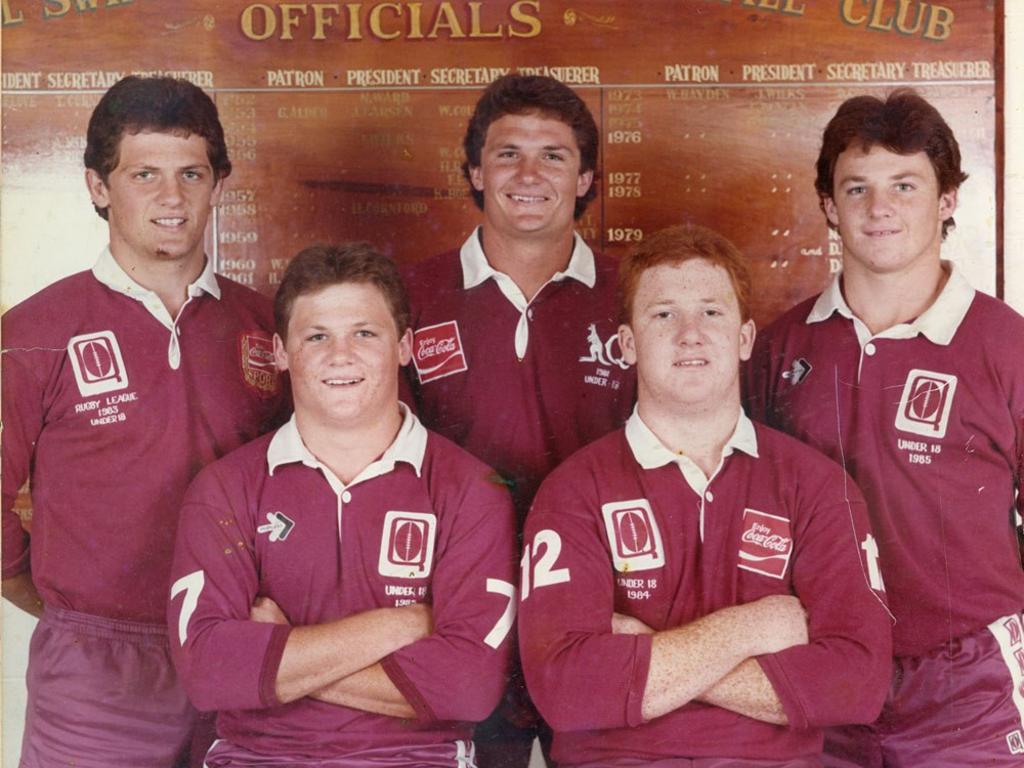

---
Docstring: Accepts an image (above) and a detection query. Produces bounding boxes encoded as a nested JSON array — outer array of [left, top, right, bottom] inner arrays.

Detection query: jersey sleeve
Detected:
[[379, 478, 517, 723], [168, 468, 290, 712], [518, 469, 652, 732], [756, 473, 892, 729], [1, 349, 43, 579]]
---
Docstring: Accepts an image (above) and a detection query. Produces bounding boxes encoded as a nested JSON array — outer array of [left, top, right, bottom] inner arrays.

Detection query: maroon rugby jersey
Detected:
[[168, 410, 517, 759], [1, 250, 284, 622], [518, 412, 891, 764], [747, 265, 1024, 657], [402, 230, 636, 519]]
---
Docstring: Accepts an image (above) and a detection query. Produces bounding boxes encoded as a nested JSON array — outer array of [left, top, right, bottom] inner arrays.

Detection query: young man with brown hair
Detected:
[[748, 89, 1024, 767], [169, 244, 517, 767], [402, 72, 636, 766], [1, 75, 284, 767]]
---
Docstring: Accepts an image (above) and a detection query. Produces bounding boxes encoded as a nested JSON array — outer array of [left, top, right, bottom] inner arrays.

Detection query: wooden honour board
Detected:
[[1, 0, 999, 330]]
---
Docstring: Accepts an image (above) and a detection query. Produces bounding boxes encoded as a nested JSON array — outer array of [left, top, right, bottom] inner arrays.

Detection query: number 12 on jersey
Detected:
[[520, 529, 571, 600]]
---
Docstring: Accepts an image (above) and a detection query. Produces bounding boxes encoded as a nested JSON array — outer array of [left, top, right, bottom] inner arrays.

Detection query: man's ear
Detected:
[[397, 328, 413, 367], [273, 333, 289, 373], [618, 323, 637, 366], [738, 319, 756, 363], [85, 168, 110, 210]]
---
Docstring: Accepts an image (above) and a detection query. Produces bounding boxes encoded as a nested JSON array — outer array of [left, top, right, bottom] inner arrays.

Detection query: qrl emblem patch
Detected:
[[601, 499, 665, 572], [412, 321, 467, 383], [738, 509, 793, 580], [378, 511, 436, 579], [895, 369, 957, 439], [240, 333, 278, 396], [67, 331, 129, 396]]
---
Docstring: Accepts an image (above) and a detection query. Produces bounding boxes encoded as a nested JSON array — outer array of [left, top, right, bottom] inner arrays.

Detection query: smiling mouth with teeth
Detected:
[[508, 194, 549, 203], [153, 217, 186, 227], [324, 377, 363, 386], [675, 360, 708, 367]]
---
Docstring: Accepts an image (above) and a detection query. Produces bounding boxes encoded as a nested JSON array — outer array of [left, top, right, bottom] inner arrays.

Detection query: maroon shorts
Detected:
[[19, 607, 200, 768], [823, 611, 1024, 768], [203, 738, 478, 767]]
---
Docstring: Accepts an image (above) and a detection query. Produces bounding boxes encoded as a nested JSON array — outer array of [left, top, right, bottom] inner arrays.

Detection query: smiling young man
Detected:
[[168, 244, 517, 767], [401, 73, 635, 766], [518, 225, 891, 767], [747, 90, 1024, 766], [1, 77, 284, 766]]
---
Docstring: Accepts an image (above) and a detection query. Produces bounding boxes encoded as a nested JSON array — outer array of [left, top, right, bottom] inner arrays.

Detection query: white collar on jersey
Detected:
[[266, 402, 427, 487], [92, 246, 222, 304], [458, 226, 597, 294], [624, 406, 759, 471], [806, 260, 975, 346]]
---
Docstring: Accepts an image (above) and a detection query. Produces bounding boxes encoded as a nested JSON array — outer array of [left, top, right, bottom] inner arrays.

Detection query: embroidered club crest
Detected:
[[579, 323, 629, 370], [601, 499, 665, 572], [67, 331, 129, 396], [240, 333, 278, 396], [895, 369, 957, 439], [412, 321, 468, 383], [738, 508, 794, 579], [378, 511, 437, 579]]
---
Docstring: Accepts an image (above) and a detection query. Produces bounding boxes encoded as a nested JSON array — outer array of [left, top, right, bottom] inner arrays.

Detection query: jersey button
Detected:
[[705, 491, 714, 502], [527, 308, 534, 321], [341, 491, 352, 503], [864, 342, 877, 356]]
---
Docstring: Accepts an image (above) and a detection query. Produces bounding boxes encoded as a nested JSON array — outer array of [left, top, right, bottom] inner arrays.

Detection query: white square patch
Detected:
[[67, 331, 129, 397], [601, 499, 665, 573], [895, 368, 957, 439], [378, 510, 436, 579]]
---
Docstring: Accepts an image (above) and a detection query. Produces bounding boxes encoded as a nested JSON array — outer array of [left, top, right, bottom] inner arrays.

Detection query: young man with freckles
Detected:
[[1, 76, 284, 767], [748, 90, 1024, 767], [168, 244, 517, 767], [519, 225, 891, 767], [402, 73, 635, 765]]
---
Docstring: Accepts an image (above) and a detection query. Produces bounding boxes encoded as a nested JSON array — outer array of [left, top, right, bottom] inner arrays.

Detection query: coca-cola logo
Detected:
[[416, 336, 457, 360], [737, 509, 793, 580], [411, 320, 467, 383], [741, 522, 792, 553]]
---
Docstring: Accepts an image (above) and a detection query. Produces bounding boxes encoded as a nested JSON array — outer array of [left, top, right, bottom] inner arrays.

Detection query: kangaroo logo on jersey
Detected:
[[895, 369, 957, 439], [412, 321, 467, 384], [738, 509, 793, 579], [257, 511, 295, 542], [67, 331, 129, 396], [379, 511, 436, 579], [240, 333, 279, 396], [579, 323, 629, 370], [601, 499, 665, 572]]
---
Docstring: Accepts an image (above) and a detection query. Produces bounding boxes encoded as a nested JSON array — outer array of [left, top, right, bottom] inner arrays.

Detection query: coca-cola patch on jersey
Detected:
[[412, 320, 467, 383], [378, 510, 437, 579], [601, 499, 665, 572], [67, 330, 129, 397], [240, 332, 279, 396], [738, 508, 793, 579]]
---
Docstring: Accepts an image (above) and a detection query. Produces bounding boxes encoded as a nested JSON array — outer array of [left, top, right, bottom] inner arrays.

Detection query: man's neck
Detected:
[[841, 259, 947, 336], [295, 406, 404, 486], [639, 398, 741, 478], [479, 225, 576, 302], [110, 247, 205, 318]]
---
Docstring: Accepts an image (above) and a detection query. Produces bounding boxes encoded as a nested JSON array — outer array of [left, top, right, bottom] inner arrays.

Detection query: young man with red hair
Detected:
[[748, 90, 1024, 766], [520, 225, 891, 766]]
